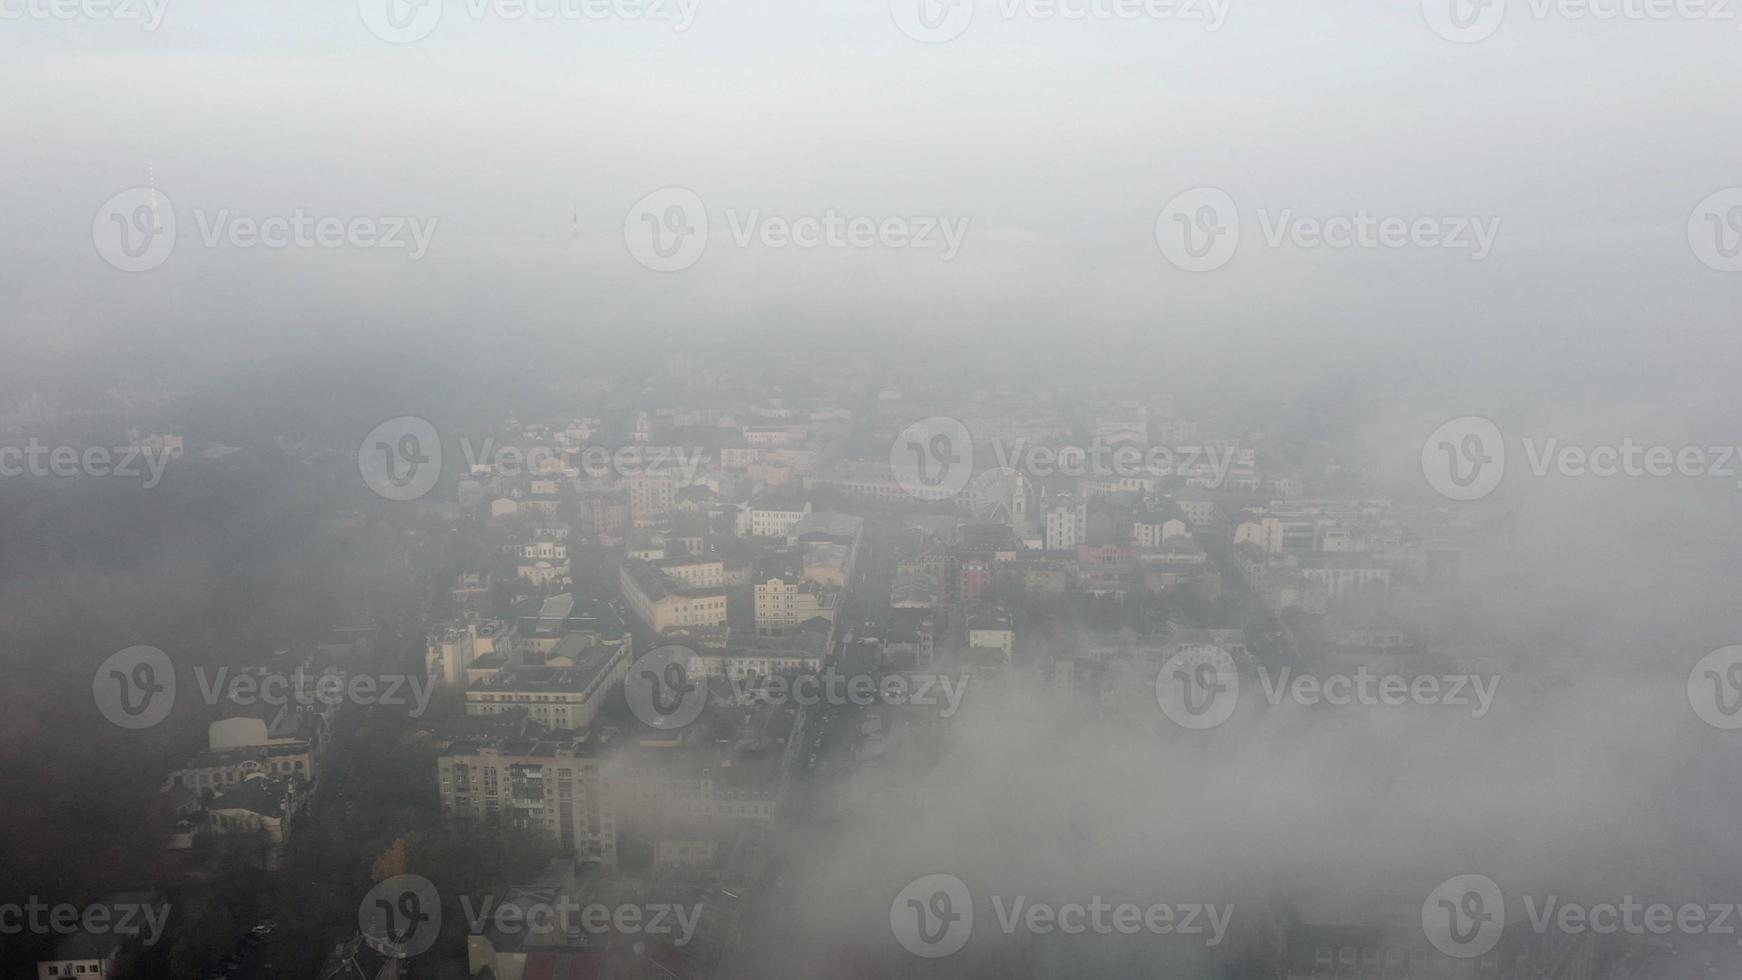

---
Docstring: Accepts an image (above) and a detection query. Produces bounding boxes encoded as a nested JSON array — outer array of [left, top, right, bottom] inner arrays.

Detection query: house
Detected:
[[36, 931, 123, 980], [34, 894, 167, 980]]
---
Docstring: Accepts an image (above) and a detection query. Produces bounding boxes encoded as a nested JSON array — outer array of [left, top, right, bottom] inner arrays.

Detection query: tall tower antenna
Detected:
[[148, 163, 161, 233]]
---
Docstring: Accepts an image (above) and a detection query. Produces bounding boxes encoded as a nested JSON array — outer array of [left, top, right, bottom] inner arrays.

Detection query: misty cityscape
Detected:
[[4, 1, 1742, 978]]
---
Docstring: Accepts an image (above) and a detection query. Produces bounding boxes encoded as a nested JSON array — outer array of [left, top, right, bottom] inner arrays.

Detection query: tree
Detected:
[[371, 835, 412, 882]]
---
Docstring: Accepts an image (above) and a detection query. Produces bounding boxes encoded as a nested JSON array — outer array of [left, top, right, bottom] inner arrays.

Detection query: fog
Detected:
[[4, 1, 1742, 977]]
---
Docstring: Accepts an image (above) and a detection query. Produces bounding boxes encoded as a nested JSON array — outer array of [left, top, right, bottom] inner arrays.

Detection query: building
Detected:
[[207, 773, 297, 865], [651, 556, 725, 590], [517, 537, 570, 584], [623, 474, 676, 527], [168, 742, 313, 794], [440, 736, 618, 865], [427, 619, 513, 687], [800, 541, 850, 587], [1133, 514, 1190, 549], [753, 575, 839, 637], [743, 495, 811, 538], [36, 933, 124, 980], [1044, 496, 1083, 551], [813, 461, 920, 503], [578, 489, 629, 545], [34, 893, 167, 980], [681, 630, 831, 680], [317, 934, 401, 980], [891, 564, 945, 608], [966, 607, 1015, 664], [510, 594, 629, 659], [167, 699, 326, 794], [955, 555, 994, 608], [464, 647, 631, 732], [619, 559, 729, 633]]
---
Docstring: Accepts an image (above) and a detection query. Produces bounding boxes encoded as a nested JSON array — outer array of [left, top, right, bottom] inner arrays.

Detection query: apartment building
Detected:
[[753, 575, 839, 636], [623, 474, 677, 527], [438, 736, 618, 867]]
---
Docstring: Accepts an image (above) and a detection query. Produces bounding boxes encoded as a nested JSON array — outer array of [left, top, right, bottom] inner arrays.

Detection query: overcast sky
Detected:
[[3, 0, 1739, 388]]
